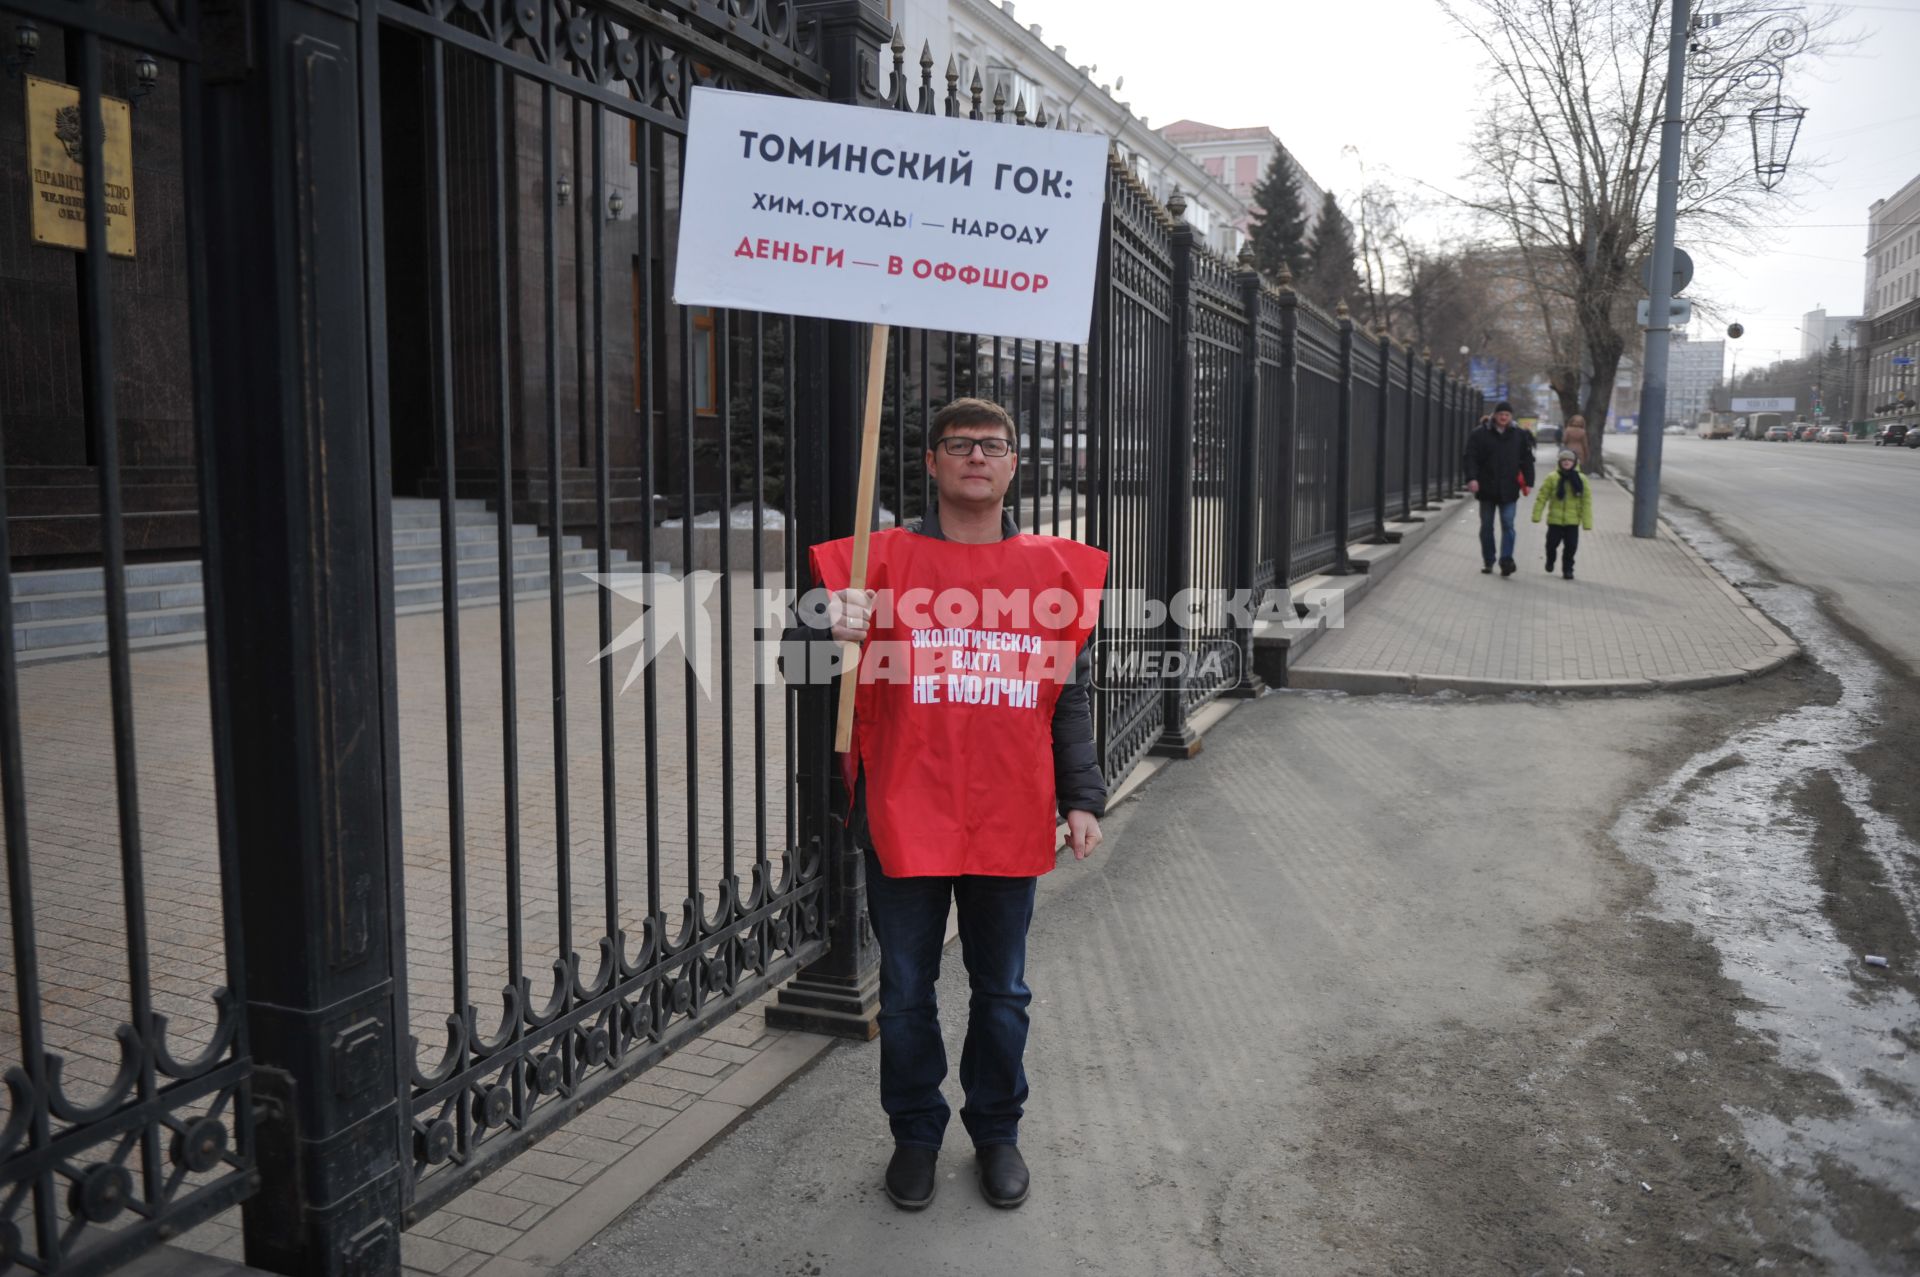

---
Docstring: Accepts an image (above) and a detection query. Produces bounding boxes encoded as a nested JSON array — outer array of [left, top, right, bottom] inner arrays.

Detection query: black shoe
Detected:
[[1563, 569, 1574, 580], [1545, 555, 1556, 573], [977, 1144, 1030, 1209], [1481, 563, 1493, 574], [1499, 558, 1516, 577], [885, 1145, 938, 1211]]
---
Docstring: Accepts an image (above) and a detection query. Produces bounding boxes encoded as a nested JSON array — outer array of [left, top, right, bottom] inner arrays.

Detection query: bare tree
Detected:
[[1440, 0, 1836, 474]]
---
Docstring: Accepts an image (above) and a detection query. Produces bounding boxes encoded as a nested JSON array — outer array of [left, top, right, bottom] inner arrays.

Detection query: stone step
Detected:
[[391, 569, 606, 613], [10, 560, 205, 598], [9, 508, 625, 660], [14, 604, 208, 653], [390, 509, 502, 532], [15, 573, 608, 660], [510, 496, 669, 527], [390, 529, 565, 560], [10, 582, 206, 623], [389, 547, 613, 588], [391, 496, 490, 513], [389, 518, 537, 541]]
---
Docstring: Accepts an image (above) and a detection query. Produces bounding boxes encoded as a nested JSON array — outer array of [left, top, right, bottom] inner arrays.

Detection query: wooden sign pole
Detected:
[[835, 322, 890, 754]]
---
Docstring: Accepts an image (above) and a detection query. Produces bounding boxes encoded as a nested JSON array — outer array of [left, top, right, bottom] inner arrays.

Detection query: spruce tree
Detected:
[[1302, 192, 1363, 312], [1249, 151, 1310, 284]]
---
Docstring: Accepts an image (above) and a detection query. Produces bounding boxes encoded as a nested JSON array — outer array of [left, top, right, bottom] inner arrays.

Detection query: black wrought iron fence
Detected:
[[1254, 290, 1291, 595], [0, 2, 1484, 1270], [1390, 345, 1413, 521], [366, 0, 837, 1219], [1179, 238, 1245, 712], [0, 1, 258, 1271], [1349, 332, 1382, 542], [1292, 306, 1343, 578]]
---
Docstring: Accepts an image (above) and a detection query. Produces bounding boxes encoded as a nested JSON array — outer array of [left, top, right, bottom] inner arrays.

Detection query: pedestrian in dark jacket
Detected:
[[1462, 401, 1536, 576], [781, 397, 1105, 1216]]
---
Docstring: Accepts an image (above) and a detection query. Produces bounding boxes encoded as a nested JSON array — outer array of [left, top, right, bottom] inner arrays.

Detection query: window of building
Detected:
[[691, 307, 717, 416], [1204, 156, 1224, 178], [1236, 154, 1258, 189], [986, 63, 1041, 117]]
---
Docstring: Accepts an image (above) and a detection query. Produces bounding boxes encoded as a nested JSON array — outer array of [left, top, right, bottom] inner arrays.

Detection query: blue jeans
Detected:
[[863, 849, 1038, 1150], [1478, 498, 1518, 565]]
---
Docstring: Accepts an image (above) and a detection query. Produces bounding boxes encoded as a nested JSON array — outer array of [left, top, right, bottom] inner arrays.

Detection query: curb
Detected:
[[1286, 475, 1800, 698], [469, 1033, 837, 1277], [1612, 474, 1800, 678], [1250, 496, 1469, 686]]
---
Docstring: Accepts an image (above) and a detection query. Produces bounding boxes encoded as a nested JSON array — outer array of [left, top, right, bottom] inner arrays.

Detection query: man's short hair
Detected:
[[928, 397, 1016, 447]]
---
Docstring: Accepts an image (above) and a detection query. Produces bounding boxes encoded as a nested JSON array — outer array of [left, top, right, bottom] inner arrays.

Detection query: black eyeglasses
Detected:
[[933, 436, 1014, 457]]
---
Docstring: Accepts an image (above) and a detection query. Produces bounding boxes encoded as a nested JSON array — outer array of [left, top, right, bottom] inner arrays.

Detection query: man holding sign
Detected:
[[676, 82, 1111, 1213], [791, 397, 1108, 1212]]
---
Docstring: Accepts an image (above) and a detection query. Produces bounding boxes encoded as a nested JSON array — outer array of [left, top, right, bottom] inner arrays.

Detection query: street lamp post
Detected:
[[1635, 3, 1808, 533], [1630, 0, 1690, 539]]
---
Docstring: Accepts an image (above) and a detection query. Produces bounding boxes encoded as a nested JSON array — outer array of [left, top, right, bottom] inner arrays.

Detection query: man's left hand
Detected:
[[1066, 810, 1103, 861]]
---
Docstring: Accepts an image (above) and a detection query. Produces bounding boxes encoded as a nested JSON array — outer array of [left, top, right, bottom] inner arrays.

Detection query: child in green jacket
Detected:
[[1531, 449, 1593, 579]]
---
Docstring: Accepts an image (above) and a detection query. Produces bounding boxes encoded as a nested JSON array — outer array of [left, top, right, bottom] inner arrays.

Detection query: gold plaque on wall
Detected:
[[26, 74, 136, 258]]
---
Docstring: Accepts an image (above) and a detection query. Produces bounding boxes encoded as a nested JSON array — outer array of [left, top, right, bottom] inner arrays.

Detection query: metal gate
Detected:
[[359, 0, 836, 1218], [0, 0, 257, 1270]]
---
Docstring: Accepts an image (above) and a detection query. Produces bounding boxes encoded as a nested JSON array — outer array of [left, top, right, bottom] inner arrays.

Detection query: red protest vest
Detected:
[[809, 527, 1110, 878]]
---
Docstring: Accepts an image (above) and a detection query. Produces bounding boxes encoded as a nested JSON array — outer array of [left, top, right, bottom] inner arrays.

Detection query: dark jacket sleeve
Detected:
[[778, 618, 839, 685], [1462, 428, 1485, 488], [1051, 645, 1106, 818], [1521, 432, 1537, 490]]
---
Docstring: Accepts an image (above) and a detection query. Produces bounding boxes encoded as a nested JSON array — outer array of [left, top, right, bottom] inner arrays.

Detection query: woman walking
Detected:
[[1563, 414, 1590, 470]]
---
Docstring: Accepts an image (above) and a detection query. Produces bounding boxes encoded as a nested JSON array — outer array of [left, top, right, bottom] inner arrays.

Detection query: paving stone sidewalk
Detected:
[[1290, 477, 1797, 693], [0, 576, 829, 1276]]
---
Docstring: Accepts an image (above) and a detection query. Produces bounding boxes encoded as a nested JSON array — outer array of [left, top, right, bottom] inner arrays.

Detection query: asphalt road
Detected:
[[1619, 430, 1920, 675]]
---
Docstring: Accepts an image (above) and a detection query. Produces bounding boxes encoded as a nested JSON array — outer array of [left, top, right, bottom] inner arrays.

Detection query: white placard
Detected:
[[672, 87, 1111, 344], [1730, 397, 1796, 412]]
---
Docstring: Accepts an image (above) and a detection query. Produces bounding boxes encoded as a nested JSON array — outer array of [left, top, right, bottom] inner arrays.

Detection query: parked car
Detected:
[[1906, 425, 1920, 449], [1763, 424, 1792, 442], [1877, 423, 1909, 447], [1794, 423, 1822, 440], [1820, 426, 1849, 443], [1534, 423, 1562, 444]]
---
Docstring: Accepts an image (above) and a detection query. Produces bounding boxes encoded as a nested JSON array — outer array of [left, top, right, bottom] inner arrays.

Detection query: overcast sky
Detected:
[[1023, 0, 1918, 376]]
